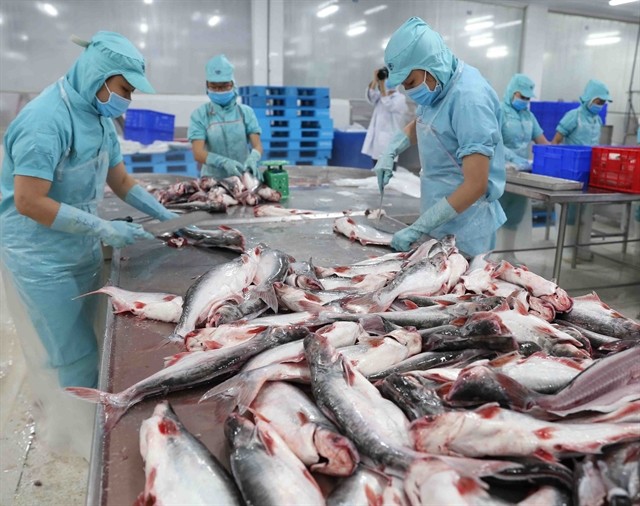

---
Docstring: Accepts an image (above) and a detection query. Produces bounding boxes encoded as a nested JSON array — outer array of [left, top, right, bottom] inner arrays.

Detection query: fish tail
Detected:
[[253, 284, 278, 313], [72, 284, 114, 301], [65, 387, 130, 432]]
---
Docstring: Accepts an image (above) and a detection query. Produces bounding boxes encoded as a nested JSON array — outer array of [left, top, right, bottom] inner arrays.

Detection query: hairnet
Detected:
[[580, 79, 612, 104], [503, 73, 536, 104], [206, 54, 235, 83], [384, 17, 456, 89]]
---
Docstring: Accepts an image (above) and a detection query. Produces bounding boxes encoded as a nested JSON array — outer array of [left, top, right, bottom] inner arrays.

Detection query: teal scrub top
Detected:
[[557, 104, 602, 146]]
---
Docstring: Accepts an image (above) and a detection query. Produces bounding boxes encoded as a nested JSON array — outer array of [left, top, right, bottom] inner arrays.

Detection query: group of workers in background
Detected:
[[0, 16, 624, 457]]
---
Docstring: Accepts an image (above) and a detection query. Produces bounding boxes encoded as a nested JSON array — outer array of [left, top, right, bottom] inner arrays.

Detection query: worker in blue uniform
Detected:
[[375, 17, 506, 256], [498, 74, 549, 264], [553, 79, 611, 145], [188, 54, 263, 181], [0, 32, 177, 390], [552, 79, 612, 261]]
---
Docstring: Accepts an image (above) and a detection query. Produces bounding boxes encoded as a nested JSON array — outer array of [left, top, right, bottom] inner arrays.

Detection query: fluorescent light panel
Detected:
[[465, 20, 494, 32], [317, 4, 339, 18], [364, 5, 388, 15], [609, 0, 639, 5], [208, 15, 221, 26], [486, 45, 508, 58], [347, 25, 367, 36]]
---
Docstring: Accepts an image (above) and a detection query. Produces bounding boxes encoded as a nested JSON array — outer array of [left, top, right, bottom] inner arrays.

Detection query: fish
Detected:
[[320, 306, 457, 329], [305, 332, 422, 471], [516, 486, 571, 506], [326, 466, 408, 506], [210, 292, 269, 326], [341, 252, 451, 313], [251, 244, 291, 312], [135, 402, 242, 506], [256, 185, 282, 202], [184, 323, 269, 351], [494, 261, 572, 312], [319, 272, 396, 293], [332, 216, 394, 246], [253, 204, 317, 217], [273, 282, 346, 313], [250, 382, 359, 476], [165, 201, 227, 213], [411, 403, 640, 461], [536, 345, 640, 416], [219, 176, 246, 199], [168, 247, 260, 341], [315, 259, 403, 279], [175, 225, 246, 253], [378, 372, 447, 420], [225, 413, 325, 506], [66, 325, 311, 431], [558, 292, 640, 340], [285, 260, 324, 291], [81, 285, 183, 323]]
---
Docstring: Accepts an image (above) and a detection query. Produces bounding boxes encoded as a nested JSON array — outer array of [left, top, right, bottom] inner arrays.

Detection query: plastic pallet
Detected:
[[123, 150, 194, 165], [257, 117, 333, 131], [126, 162, 198, 177], [263, 149, 332, 160], [263, 139, 333, 150], [290, 158, 330, 166], [239, 85, 330, 98], [241, 95, 330, 109], [253, 107, 331, 118]]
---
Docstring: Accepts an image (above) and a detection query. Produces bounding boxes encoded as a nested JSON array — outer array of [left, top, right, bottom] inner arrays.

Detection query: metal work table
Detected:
[[88, 167, 419, 505], [504, 181, 640, 283]]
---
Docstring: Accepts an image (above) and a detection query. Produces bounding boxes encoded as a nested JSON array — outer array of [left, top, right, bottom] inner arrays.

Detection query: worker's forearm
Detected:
[[107, 162, 137, 200], [551, 132, 564, 145], [15, 195, 61, 227], [404, 120, 417, 145], [447, 154, 489, 213]]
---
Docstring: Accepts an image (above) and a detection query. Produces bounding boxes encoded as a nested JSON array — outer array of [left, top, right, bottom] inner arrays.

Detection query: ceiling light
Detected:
[[139, 22, 149, 33], [364, 5, 388, 15], [37, 2, 58, 17], [465, 20, 494, 32], [319, 23, 334, 32], [208, 15, 221, 27], [468, 33, 494, 47], [143, 0, 153, 4], [493, 20, 522, 29], [347, 25, 367, 37], [587, 31, 621, 39], [139, 41, 146, 49], [486, 46, 508, 58], [20, 34, 29, 41], [585, 36, 621, 45], [317, 4, 339, 18], [609, 0, 639, 5], [0, 15, 4, 25], [466, 15, 494, 24]]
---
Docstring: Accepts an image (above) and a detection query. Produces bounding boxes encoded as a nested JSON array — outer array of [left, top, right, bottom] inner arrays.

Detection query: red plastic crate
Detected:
[[589, 146, 640, 194]]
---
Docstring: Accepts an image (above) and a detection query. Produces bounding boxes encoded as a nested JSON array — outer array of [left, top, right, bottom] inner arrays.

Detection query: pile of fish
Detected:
[[70, 236, 640, 505], [151, 172, 281, 213]]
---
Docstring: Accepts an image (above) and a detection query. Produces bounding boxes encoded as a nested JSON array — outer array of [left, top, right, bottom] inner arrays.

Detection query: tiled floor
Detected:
[[0, 221, 638, 506]]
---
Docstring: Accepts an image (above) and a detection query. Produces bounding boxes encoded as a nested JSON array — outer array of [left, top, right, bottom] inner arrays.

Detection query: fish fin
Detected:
[[253, 284, 279, 313], [298, 299, 324, 314], [341, 357, 357, 387], [450, 317, 468, 327], [163, 351, 192, 368], [403, 300, 419, 310], [65, 387, 128, 433], [199, 369, 267, 421], [72, 285, 115, 300], [533, 448, 558, 463], [204, 341, 223, 350], [256, 423, 278, 456]]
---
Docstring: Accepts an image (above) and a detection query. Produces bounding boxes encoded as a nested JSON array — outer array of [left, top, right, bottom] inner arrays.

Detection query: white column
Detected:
[[251, 0, 268, 85], [268, 0, 285, 86], [519, 4, 548, 96]]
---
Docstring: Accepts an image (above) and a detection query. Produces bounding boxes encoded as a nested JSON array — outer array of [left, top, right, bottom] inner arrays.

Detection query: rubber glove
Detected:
[[373, 131, 411, 192], [244, 149, 263, 182], [391, 197, 457, 251], [206, 152, 244, 178], [51, 203, 153, 248], [125, 184, 178, 222]]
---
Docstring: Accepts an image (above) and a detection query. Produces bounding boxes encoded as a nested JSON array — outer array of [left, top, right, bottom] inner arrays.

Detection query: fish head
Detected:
[[311, 427, 360, 476], [224, 412, 256, 446]]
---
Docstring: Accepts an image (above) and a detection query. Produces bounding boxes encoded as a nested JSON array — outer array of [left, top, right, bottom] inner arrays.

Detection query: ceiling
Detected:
[[484, 0, 640, 22]]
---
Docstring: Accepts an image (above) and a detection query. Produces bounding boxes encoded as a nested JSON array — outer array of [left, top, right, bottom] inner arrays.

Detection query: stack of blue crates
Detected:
[[123, 150, 199, 177], [239, 86, 333, 166], [530, 101, 607, 141]]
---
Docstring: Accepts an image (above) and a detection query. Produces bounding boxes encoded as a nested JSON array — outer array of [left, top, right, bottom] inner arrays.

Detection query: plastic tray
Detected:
[[589, 146, 640, 194]]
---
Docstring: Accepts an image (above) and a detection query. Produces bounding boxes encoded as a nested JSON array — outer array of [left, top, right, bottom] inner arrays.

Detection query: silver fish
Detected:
[[274, 282, 346, 313], [333, 216, 393, 246], [136, 402, 242, 506], [225, 414, 324, 506], [83, 286, 183, 323], [176, 225, 245, 252], [286, 260, 324, 291]]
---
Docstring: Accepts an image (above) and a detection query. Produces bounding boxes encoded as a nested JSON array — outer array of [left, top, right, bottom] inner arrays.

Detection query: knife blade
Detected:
[[376, 188, 384, 226], [140, 211, 213, 236]]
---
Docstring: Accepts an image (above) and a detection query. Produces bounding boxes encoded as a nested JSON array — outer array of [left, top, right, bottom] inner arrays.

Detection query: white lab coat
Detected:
[[361, 87, 410, 160]]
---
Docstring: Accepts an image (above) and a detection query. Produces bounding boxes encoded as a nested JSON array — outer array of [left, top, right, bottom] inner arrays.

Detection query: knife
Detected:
[[114, 211, 213, 236], [376, 187, 384, 226]]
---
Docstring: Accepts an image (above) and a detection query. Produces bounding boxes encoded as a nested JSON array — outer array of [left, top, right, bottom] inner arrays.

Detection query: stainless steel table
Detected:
[[88, 167, 419, 505], [504, 182, 639, 283]]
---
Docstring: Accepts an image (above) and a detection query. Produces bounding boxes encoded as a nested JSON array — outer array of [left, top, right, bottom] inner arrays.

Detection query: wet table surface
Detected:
[[89, 167, 420, 505]]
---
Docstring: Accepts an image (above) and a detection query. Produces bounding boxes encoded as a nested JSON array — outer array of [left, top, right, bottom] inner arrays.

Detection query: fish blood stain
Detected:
[[533, 427, 555, 440], [158, 419, 178, 435]]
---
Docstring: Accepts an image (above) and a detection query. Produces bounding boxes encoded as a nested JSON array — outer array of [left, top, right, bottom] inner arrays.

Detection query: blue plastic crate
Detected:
[[257, 117, 334, 131], [532, 145, 592, 185], [262, 127, 334, 140], [253, 107, 330, 118], [241, 95, 330, 109], [240, 85, 330, 98], [263, 149, 332, 160], [328, 130, 372, 169], [124, 109, 175, 145], [530, 101, 607, 141], [123, 150, 197, 177], [263, 139, 333, 150]]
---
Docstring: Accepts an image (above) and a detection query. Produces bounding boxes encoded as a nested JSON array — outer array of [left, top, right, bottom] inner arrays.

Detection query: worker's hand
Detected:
[[373, 156, 394, 192], [220, 158, 244, 178], [244, 149, 263, 182], [101, 221, 153, 248], [124, 184, 178, 222], [391, 226, 422, 251]]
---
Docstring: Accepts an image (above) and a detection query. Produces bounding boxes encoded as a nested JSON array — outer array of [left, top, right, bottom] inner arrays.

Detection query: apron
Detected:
[[0, 78, 109, 384], [202, 103, 250, 178], [417, 63, 505, 256]]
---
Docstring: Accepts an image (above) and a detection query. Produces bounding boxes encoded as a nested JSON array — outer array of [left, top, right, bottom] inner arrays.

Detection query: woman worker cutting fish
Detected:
[[374, 17, 506, 256], [0, 32, 176, 456]]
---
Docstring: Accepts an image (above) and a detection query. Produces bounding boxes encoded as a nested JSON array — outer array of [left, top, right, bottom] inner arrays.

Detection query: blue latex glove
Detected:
[[51, 203, 153, 248], [124, 184, 178, 222], [206, 152, 243, 178], [373, 131, 411, 192], [391, 197, 458, 251], [244, 149, 263, 182]]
